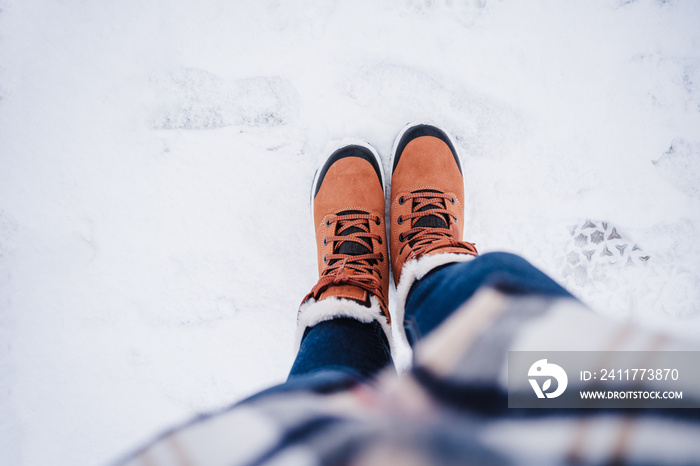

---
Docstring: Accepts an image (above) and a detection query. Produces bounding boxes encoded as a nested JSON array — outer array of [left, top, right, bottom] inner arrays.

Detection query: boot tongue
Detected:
[[412, 189, 449, 229], [336, 227, 371, 256], [322, 210, 374, 307], [412, 205, 448, 229], [406, 190, 449, 246], [333, 210, 371, 261]]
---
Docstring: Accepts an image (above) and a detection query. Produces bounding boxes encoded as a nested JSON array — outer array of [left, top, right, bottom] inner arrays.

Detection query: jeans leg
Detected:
[[288, 318, 393, 381], [404, 252, 575, 345]]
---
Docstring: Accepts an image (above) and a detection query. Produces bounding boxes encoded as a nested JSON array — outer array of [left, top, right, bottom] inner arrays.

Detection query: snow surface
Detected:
[[1, 0, 699, 464]]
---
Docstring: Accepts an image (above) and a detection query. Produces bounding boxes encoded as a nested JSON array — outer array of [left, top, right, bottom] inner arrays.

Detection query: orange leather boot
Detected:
[[389, 123, 478, 328], [298, 142, 391, 349]]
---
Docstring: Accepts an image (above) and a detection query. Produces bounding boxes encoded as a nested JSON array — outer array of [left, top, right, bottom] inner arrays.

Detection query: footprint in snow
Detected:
[[653, 138, 700, 199], [151, 68, 300, 130], [561, 219, 649, 288]]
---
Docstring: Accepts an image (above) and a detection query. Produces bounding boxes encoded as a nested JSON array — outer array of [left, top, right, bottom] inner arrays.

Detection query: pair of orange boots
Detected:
[[298, 123, 478, 349]]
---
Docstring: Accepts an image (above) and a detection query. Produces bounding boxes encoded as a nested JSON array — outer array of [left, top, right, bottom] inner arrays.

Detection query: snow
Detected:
[[0, 0, 699, 464]]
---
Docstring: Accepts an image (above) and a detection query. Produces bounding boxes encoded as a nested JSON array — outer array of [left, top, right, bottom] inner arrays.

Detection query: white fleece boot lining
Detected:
[[295, 295, 395, 355]]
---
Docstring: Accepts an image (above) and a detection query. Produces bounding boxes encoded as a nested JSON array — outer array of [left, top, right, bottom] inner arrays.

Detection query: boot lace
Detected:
[[398, 190, 478, 260], [304, 212, 387, 309]]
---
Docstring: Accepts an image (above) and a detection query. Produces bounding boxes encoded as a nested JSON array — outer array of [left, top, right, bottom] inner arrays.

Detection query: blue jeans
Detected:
[[288, 252, 574, 380]]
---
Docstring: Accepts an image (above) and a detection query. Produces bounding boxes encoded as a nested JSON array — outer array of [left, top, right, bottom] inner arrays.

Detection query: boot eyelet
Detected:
[[450, 197, 456, 204], [323, 237, 327, 246], [323, 254, 328, 263], [399, 196, 405, 205], [397, 216, 404, 225], [379, 253, 384, 262], [326, 220, 331, 227], [399, 233, 405, 242], [377, 237, 382, 245]]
